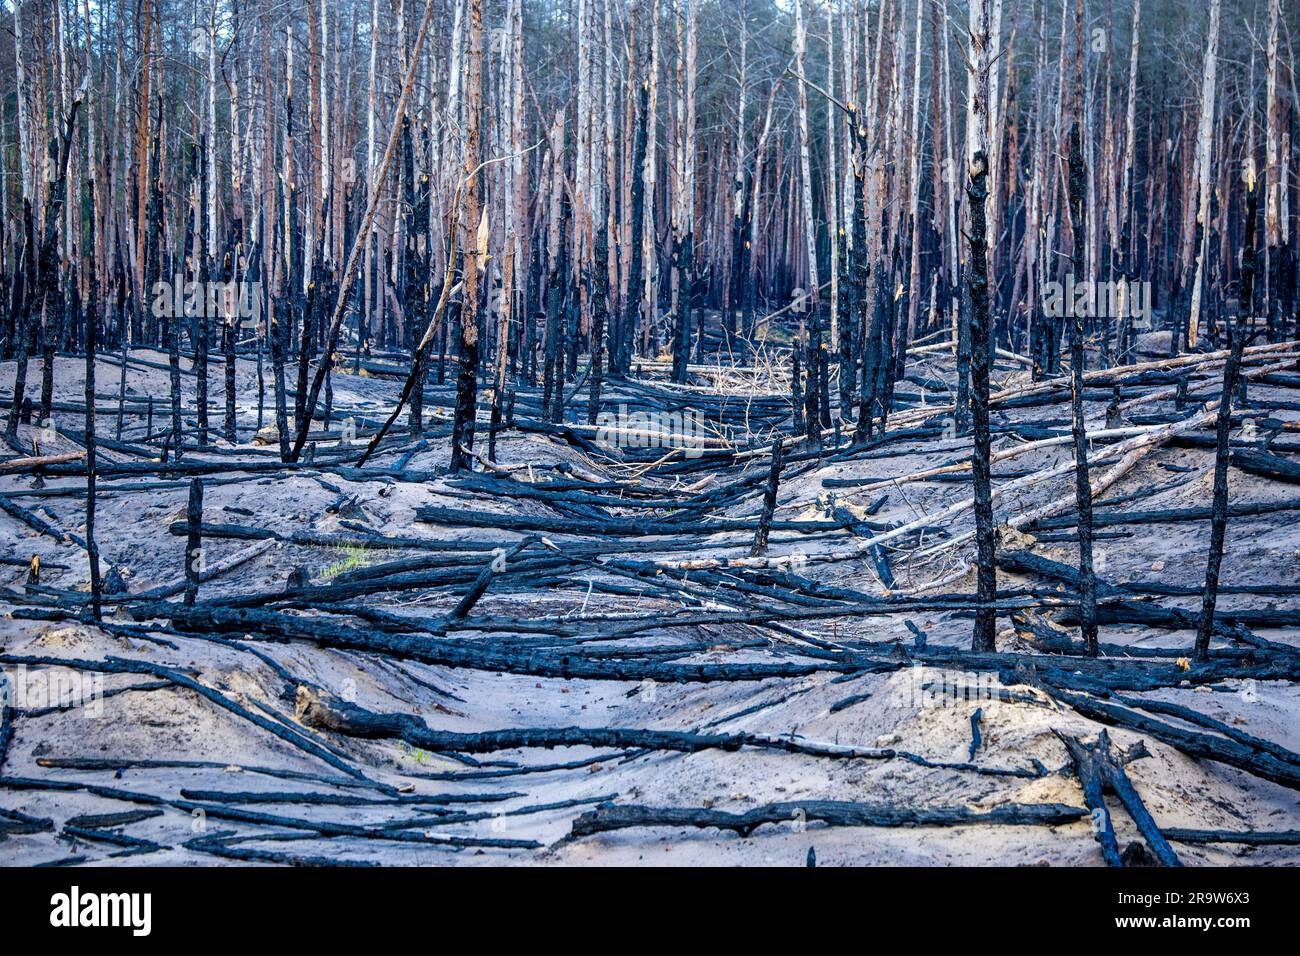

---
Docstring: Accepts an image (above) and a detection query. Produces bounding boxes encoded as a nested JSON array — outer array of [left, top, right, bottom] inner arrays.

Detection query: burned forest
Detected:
[[1, 0, 1300, 877]]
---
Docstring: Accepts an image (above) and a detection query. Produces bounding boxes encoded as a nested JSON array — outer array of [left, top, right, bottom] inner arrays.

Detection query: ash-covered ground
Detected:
[[1, 336, 1298, 866]]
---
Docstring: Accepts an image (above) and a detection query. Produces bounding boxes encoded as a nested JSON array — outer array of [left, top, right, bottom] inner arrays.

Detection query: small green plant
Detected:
[[319, 545, 371, 580], [398, 741, 432, 765]]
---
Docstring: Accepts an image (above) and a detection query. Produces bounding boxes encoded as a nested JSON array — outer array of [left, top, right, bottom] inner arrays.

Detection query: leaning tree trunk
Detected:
[[287, 0, 438, 462], [1195, 172, 1258, 661]]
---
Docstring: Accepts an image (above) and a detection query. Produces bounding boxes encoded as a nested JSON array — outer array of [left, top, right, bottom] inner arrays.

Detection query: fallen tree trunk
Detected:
[[0, 451, 85, 473], [1162, 828, 1300, 846], [294, 686, 1034, 775], [1050, 688, 1300, 791], [1230, 449, 1300, 485], [1093, 729, 1182, 866], [1057, 732, 1124, 866], [564, 799, 1087, 840], [1027, 497, 1300, 531], [122, 600, 1300, 693]]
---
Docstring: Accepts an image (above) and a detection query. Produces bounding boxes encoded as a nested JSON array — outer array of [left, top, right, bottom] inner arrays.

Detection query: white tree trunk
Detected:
[[1187, 0, 1221, 345], [793, 0, 818, 305]]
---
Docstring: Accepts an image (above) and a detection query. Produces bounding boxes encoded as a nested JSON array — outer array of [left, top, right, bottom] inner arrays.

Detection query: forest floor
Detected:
[[1, 328, 1298, 866]]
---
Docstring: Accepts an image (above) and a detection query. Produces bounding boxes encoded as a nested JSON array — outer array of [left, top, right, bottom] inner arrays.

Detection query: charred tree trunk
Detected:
[[620, 80, 650, 376], [83, 283, 102, 620], [1067, 7, 1099, 656], [450, 0, 484, 473], [750, 438, 783, 557], [968, 153, 997, 653], [1195, 176, 1258, 661], [6, 93, 83, 443], [588, 224, 609, 425]]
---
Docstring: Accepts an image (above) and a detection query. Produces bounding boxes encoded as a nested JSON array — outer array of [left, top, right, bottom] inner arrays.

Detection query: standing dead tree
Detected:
[[6, 84, 85, 444], [287, 0, 439, 464], [450, 0, 485, 473], [966, 0, 996, 654], [1067, 0, 1098, 656], [1183, 0, 1220, 351]]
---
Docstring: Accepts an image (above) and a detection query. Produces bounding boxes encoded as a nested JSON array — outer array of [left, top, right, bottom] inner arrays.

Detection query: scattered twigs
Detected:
[[0, 493, 124, 591], [1, 774, 538, 851]]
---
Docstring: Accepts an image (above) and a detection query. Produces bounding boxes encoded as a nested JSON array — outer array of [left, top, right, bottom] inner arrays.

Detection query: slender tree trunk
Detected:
[[84, 283, 102, 620], [622, 77, 649, 375], [1116, 0, 1142, 365], [450, 0, 484, 472], [670, 0, 697, 386], [1186, 0, 1220, 348], [1264, 0, 1283, 341], [967, 0, 997, 654], [793, 0, 820, 445], [1196, 174, 1258, 661], [1066, 0, 1098, 655]]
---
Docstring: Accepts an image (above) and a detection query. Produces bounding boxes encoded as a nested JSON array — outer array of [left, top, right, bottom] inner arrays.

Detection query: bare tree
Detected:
[[966, 0, 996, 654]]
